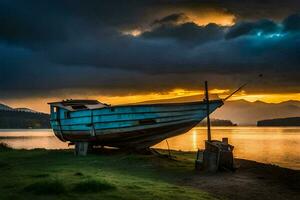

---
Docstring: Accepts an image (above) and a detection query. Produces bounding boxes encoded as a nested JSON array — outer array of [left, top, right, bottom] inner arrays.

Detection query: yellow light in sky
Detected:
[[210, 89, 230, 94], [122, 29, 142, 37], [229, 93, 300, 103], [2, 90, 299, 113], [186, 11, 235, 26], [122, 10, 235, 36], [99, 88, 203, 105], [169, 88, 200, 96]]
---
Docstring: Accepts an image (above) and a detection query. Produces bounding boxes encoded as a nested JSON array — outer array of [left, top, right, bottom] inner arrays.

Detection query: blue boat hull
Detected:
[[50, 100, 223, 149]]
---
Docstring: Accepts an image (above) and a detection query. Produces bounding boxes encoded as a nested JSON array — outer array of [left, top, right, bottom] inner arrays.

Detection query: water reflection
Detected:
[[0, 127, 300, 169], [155, 127, 300, 169], [0, 129, 69, 149], [192, 129, 197, 150]]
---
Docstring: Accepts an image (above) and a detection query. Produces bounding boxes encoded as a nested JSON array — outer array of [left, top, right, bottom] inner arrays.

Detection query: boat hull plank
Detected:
[[50, 100, 223, 149], [58, 121, 198, 149], [52, 113, 203, 131]]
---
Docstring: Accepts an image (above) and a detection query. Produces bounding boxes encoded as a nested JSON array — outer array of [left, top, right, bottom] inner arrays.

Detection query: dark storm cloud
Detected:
[[50, 13, 300, 74], [0, 0, 70, 46], [141, 22, 224, 44], [152, 13, 188, 26], [219, 0, 300, 21], [225, 19, 279, 39], [283, 13, 300, 32], [0, 0, 300, 99]]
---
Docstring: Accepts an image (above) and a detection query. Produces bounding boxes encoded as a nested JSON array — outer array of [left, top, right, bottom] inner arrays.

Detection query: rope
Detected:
[[165, 139, 171, 158]]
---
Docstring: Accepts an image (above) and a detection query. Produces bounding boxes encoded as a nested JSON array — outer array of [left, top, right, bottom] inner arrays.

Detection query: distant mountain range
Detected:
[[0, 103, 14, 111], [1, 98, 299, 127], [0, 103, 38, 113], [257, 117, 300, 126], [198, 118, 237, 126], [213, 100, 300, 125], [0, 103, 50, 128], [138, 95, 300, 125]]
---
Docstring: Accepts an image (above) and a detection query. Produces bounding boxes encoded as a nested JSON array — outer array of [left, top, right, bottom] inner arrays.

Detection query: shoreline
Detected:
[[0, 142, 299, 171], [2, 126, 300, 129], [0, 147, 299, 200]]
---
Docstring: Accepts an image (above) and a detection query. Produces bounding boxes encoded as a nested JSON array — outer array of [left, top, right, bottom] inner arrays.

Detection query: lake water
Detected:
[[0, 127, 299, 170]]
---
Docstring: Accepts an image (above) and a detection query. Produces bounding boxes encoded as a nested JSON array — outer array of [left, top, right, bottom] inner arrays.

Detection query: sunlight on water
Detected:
[[0, 127, 300, 169], [0, 129, 69, 149], [155, 127, 300, 170]]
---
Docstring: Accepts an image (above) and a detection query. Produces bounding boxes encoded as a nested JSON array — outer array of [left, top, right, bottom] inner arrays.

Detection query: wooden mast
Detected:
[[205, 81, 211, 141]]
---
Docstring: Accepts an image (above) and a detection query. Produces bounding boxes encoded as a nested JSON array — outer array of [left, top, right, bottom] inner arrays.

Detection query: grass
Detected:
[[0, 147, 217, 200], [30, 174, 50, 178], [24, 180, 66, 195], [72, 179, 115, 193], [73, 172, 84, 176]]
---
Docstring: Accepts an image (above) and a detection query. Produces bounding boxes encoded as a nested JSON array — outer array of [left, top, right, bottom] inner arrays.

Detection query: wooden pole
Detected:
[[205, 81, 211, 141]]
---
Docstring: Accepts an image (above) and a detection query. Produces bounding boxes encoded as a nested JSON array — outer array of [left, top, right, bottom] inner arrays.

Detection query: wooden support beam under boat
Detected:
[[74, 142, 89, 156]]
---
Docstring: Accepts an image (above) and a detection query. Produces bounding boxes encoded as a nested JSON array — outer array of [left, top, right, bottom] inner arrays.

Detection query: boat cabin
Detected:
[[48, 99, 109, 112]]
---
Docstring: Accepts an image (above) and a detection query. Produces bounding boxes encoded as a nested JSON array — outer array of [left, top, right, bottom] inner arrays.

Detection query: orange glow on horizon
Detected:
[[227, 92, 300, 103], [1, 89, 299, 113]]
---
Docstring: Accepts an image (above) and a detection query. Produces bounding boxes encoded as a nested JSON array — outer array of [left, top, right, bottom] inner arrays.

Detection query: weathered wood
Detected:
[[195, 149, 204, 170], [49, 99, 223, 152], [74, 142, 89, 156], [203, 150, 218, 172], [196, 139, 235, 172]]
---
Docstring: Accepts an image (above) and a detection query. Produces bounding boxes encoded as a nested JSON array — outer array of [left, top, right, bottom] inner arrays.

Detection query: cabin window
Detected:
[[50, 106, 57, 119], [64, 111, 71, 119], [71, 105, 87, 110], [138, 119, 156, 125], [50, 106, 56, 114]]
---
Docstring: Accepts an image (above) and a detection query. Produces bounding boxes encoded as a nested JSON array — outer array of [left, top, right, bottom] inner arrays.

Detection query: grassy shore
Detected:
[[0, 145, 299, 200]]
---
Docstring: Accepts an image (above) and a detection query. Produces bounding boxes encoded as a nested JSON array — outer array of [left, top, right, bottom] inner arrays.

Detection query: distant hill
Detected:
[[0, 110, 50, 129], [0, 103, 38, 113], [257, 117, 300, 126], [198, 119, 237, 126], [136, 95, 300, 125], [0, 103, 14, 111], [14, 108, 38, 113], [213, 100, 300, 125], [0, 103, 50, 128]]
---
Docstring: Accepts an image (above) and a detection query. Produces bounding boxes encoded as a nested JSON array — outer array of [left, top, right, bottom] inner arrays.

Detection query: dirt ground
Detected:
[[180, 158, 300, 200]]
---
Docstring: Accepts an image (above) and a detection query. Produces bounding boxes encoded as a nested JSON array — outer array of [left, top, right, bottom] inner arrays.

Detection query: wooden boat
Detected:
[[48, 99, 223, 150]]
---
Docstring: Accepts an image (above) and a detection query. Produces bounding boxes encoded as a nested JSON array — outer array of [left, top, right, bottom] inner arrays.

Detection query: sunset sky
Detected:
[[0, 0, 300, 113]]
